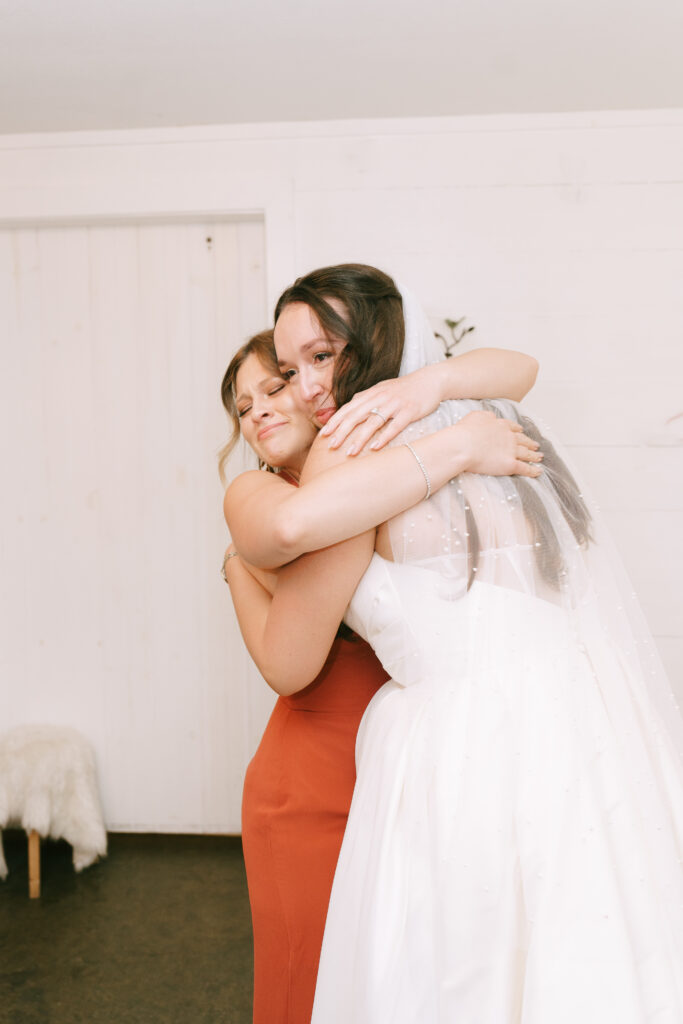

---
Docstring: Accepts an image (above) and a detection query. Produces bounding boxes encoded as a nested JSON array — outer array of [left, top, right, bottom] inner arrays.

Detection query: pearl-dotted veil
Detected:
[[384, 284, 683, 950]]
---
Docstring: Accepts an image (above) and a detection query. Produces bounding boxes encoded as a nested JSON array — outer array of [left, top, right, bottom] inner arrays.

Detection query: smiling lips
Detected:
[[257, 421, 286, 441], [315, 407, 336, 426]]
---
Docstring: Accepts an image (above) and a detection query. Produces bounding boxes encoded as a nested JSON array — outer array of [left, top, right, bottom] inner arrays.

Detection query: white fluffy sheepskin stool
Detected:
[[0, 725, 107, 898]]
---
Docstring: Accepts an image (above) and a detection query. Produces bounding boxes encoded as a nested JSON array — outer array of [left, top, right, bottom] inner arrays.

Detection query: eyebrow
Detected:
[[235, 375, 283, 404], [277, 335, 329, 366]]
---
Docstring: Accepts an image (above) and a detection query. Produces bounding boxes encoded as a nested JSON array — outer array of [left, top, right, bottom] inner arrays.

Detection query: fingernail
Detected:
[[320, 423, 332, 435], [370, 441, 381, 450], [346, 445, 357, 456], [327, 436, 337, 448]]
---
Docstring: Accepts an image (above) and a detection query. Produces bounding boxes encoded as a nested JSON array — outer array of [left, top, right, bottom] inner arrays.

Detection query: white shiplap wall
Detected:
[[0, 219, 275, 831], [285, 117, 683, 691], [0, 110, 681, 831]]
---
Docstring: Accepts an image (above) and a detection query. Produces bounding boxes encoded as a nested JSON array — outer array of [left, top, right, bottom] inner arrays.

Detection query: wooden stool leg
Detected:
[[28, 830, 40, 898]]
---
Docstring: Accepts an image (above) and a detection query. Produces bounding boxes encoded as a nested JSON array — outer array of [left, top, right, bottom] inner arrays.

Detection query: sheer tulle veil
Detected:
[[387, 283, 683, 938]]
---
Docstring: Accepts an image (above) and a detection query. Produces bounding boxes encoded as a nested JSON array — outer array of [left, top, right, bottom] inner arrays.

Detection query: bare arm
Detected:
[[224, 533, 374, 695], [226, 410, 474, 692], [225, 411, 542, 569], [440, 347, 538, 402], [320, 348, 539, 451]]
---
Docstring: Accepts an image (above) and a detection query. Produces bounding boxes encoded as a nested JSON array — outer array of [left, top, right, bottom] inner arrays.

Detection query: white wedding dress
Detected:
[[311, 290, 683, 1023]]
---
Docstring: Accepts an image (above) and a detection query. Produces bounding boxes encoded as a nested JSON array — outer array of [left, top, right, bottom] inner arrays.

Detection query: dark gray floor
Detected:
[[0, 832, 253, 1024]]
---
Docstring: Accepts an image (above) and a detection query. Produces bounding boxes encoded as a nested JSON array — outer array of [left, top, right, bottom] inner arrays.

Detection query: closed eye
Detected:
[[268, 383, 286, 395], [237, 405, 251, 418]]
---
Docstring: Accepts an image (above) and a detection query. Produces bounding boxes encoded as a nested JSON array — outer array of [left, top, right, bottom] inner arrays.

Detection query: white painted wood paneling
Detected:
[[0, 110, 681, 818], [0, 219, 272, 832]]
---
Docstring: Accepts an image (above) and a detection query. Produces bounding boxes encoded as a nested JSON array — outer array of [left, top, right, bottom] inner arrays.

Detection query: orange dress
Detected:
[[241, 634, 388, 1024]]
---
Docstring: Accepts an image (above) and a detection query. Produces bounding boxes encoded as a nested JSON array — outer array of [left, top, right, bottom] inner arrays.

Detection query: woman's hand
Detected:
[[320, 367, 442, 454], [319, 345, 539, 455], [455, 411, 543, 477]]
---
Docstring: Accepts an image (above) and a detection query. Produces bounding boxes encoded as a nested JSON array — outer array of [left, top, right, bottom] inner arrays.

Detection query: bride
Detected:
[[234, 264, 683, 1022]]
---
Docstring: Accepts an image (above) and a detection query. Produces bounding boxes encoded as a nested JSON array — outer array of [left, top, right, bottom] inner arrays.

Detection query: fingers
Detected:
[[343, 415, 394, 456], [513, 458, 544, 477], [324, 403, 388, 449], [323, 377, 418, 447], [338, 405, 412, 455], [508, 424, 543, 476], [320, 384, 388, 442], [319, 406, 351, 444], [367, 415, 410, 451], [337, 410, 394, 453], [516, 434, 539, 451], [321, 411, 354, 448], [328, 400, 403, 451], [504, 421, 538, 448], [517, 444, 543, 463]]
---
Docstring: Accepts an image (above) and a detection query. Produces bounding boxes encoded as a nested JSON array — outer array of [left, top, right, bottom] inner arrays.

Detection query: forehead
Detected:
[[274, 299, 346, 363], [274, 303, 323, 356], [235, 352, 281, 395]]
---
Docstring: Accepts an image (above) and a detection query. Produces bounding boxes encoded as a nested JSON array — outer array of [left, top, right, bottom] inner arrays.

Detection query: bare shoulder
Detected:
[[302, 423, 375, 479], [223, 470, 289, 522]]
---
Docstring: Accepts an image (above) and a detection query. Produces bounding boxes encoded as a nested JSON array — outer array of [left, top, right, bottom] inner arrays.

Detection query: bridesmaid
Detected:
[[221, 331, 388, 1024], [220, 325, 539, 1023]]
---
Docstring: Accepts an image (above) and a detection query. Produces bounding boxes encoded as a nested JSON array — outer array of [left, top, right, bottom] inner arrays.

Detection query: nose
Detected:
[[297, 366, 324, 403], [250, 394, 274, 421]]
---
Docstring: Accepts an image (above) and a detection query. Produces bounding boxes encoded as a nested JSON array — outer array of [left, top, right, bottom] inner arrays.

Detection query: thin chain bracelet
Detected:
[[221, 550, 239, 583], [403, 442, 432, 500]]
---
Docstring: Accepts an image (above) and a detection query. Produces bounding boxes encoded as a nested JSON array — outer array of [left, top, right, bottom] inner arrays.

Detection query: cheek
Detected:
[[323, 342, 346, 395], [288, 386, 313, 414], [291, 411, 317, 443], [239, 413, 260, 446], [274, 389, 305, 421], [321, 361, 335, 392], [312, 357, 337, 403], [302, 422, 319, 445]]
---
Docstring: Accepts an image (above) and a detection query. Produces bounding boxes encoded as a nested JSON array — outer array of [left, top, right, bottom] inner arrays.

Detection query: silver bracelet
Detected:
[[221, 550, 239, 583], [403, 442, 431, 501]]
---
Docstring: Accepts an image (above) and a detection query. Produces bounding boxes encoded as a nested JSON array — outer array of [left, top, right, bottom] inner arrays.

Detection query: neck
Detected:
[[281, 444, 311, 480], [270, 441, 312, 482], [277, 467, 301, 486]]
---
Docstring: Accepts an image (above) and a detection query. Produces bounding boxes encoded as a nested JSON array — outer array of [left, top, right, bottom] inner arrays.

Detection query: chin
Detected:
[[265, 445, 297, 468]]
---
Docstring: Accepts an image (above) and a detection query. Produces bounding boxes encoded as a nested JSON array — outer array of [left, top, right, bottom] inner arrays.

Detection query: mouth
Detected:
[[257, 422, 286, 441], [314, 406, 336, 427]]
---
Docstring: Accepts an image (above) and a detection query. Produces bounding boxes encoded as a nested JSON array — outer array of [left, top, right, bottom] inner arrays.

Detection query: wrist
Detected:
[[446, 423, 471, 476], [416, 425, 468, 493], [427, 361, 450, 405], [440, 359, 459, 403]]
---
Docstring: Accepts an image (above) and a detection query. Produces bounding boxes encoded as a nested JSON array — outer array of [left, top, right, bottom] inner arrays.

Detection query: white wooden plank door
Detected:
[[0, 218, 275, 832]]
